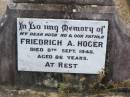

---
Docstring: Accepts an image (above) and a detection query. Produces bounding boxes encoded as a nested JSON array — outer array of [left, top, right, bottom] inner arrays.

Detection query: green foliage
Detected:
[[58, 83, 73, 97]]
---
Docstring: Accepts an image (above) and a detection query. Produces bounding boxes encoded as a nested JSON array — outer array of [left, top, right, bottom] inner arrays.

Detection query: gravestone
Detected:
[[0, 0, 130, 88]]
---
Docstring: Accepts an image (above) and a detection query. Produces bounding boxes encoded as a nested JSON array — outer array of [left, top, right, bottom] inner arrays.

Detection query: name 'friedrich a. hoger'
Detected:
[[20, 38, 103, 48]]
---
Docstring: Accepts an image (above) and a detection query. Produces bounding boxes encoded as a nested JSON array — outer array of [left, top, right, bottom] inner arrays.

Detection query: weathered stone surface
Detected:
[[13, 0, 114, 6], [0, 4, 114, 84], [9, 4, 115, 14], [0, 0, 130, 86]]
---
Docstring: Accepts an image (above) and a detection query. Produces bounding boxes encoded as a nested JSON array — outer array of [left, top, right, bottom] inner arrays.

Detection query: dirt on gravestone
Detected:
[[0, 85, 128, 97]]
